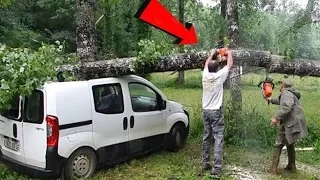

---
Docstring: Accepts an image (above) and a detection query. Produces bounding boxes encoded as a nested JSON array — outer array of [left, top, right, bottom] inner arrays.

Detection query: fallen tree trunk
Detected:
[[59, 50, 320, 80], [268, 55, 320, 77]]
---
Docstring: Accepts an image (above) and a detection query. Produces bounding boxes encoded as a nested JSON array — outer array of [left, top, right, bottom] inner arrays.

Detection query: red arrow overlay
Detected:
[[135, 0, 198, 45]]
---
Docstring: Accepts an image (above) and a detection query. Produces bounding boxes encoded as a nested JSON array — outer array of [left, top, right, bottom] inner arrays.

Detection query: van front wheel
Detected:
[[62, 147, 97, 180], [165, 124, 185, 152]]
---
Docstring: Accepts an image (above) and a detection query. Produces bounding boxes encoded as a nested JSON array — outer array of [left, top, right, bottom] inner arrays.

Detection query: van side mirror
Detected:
[[159, 100, 166, 110]]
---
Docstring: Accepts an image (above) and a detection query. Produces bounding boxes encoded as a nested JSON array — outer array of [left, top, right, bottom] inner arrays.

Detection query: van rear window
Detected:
[[0, 96, 21, 120], [23, 90, 44, 124]]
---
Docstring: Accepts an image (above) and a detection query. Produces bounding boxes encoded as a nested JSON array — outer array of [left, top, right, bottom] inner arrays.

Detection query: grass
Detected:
[[149, 69, 320, 124], [0, 69, 319, 180]]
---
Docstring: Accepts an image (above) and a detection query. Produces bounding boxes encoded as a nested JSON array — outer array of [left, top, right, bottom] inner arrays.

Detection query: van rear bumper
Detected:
[[0, 147, 66, 178], [0, 151, 53, 178]]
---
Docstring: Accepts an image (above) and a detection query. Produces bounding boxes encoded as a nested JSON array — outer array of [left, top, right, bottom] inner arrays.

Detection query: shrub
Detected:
[[189, 104, 204, 139], [223, 100, 277, 149]]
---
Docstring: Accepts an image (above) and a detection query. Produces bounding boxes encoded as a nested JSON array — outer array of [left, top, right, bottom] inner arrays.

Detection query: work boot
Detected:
[[210, 169, 222, 179], [201, 163, 212, 171], [284, 145, 297, 173], [198, 163, 212, 176], [268, 147, 282, 175]]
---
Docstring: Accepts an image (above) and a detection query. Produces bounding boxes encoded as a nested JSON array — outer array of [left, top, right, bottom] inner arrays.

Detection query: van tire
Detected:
[[62, 147, 97, 180], [165, 123, 185, 152]]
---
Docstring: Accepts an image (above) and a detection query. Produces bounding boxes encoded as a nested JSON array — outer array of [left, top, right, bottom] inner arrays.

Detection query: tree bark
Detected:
[[103, 2, 114, 57], [227, 0, 239, 48], [76, 0, 98, 62], [177, 0, 185, 85], [220, 0, 227, 87], [221, 0, 227, 19], [227, 0, 241, 110], [267, 55, 320, 77], [59, 50, 320, 80], [229, 66, 242, 109]]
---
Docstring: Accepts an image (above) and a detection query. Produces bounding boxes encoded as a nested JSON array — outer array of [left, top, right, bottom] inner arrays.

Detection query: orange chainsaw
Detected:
[[258, 77, 275, 104], [215, 40, 229, 66]]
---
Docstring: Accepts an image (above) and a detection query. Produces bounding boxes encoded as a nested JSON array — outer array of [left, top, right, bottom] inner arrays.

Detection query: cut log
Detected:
[[58, 50, 320, 80]]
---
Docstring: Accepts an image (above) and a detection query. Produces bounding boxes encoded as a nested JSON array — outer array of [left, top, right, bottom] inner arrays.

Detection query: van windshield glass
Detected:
[[0, 96, 21, 120], [24, 90, 44, 124]]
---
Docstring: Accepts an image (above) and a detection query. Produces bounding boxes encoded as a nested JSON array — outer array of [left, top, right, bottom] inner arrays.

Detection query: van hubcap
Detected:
[[72, 154, 91, 177]]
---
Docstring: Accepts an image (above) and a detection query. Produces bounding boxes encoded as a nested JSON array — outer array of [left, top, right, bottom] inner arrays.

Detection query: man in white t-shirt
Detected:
[[201, 48, 233, 178]]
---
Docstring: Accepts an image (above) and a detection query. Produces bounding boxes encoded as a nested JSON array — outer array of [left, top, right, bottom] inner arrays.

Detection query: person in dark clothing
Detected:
[[266, 80, 308, 174]]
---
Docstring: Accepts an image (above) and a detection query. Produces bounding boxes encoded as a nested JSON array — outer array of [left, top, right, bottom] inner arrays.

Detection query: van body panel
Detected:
[[22, 121, 47, 168], [57, 131, 96, 158], [165, 101, 189, 132], [44, 82, 94, 158], [0, 97, 26, 164], [45, 81, 92, 125], [165, 112, 188, 132], [22, 90, 47, 168]]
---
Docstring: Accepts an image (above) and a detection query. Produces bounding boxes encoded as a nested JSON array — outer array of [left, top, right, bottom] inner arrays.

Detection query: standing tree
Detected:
[[227, 0, 242, 110], [177, 0, 185, 85], [221, 0, 227, 19], [102, 1, 115, 58], [76, 0, 98, 62], [220, 0, 228, 88]]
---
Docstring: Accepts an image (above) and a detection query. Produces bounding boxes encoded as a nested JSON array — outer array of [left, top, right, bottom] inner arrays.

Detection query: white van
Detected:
[[0, 75, 189, 179]]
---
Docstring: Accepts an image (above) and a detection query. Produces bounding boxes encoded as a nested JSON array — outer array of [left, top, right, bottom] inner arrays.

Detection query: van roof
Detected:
[[43, 74, 151, 88]]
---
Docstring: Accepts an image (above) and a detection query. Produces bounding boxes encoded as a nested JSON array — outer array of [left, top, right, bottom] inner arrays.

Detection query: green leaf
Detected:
[[19, 66, 25, 73]]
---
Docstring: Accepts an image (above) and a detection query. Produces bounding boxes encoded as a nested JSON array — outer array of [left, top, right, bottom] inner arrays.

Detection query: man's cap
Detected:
[[280, 79, 293, 87]]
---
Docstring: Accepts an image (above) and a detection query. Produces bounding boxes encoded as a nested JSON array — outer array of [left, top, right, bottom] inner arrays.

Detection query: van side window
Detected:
[[128, 83, 161, 112], [0, 96, 21, 120], [92, 83, 124, 114], [24, 90, 44, 124]]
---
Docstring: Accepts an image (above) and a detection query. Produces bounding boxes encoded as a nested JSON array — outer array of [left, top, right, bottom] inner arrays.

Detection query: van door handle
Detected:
[[123, 117, 128, 130], [13, 124, 17, 138], [130, 116, 134, 128]]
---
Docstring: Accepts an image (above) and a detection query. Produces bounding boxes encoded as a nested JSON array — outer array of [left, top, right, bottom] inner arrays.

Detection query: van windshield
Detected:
[[0, 96, 21, 121]]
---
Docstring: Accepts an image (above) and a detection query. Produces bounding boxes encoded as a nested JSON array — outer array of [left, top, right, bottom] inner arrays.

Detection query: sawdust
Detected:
[[280, 150, 320, 177], [223, 150, 320, 180], [225, 165, 269, 180]]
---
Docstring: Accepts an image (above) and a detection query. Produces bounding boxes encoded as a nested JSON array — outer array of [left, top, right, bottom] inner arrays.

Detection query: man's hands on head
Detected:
[[205, 48, 217, 69], [210, 48, 216, 56], [205, 48, 233, 70]]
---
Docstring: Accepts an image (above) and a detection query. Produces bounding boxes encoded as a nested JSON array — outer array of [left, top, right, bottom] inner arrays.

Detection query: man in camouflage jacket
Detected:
[[267, 80, 308, 174]]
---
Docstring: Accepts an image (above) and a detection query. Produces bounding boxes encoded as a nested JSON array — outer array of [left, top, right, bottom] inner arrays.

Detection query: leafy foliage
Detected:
[[0, 41, 76, 110], [0, 0, 76, 52], [134, 39, 178, 74], [0, 0, 12, 7]]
